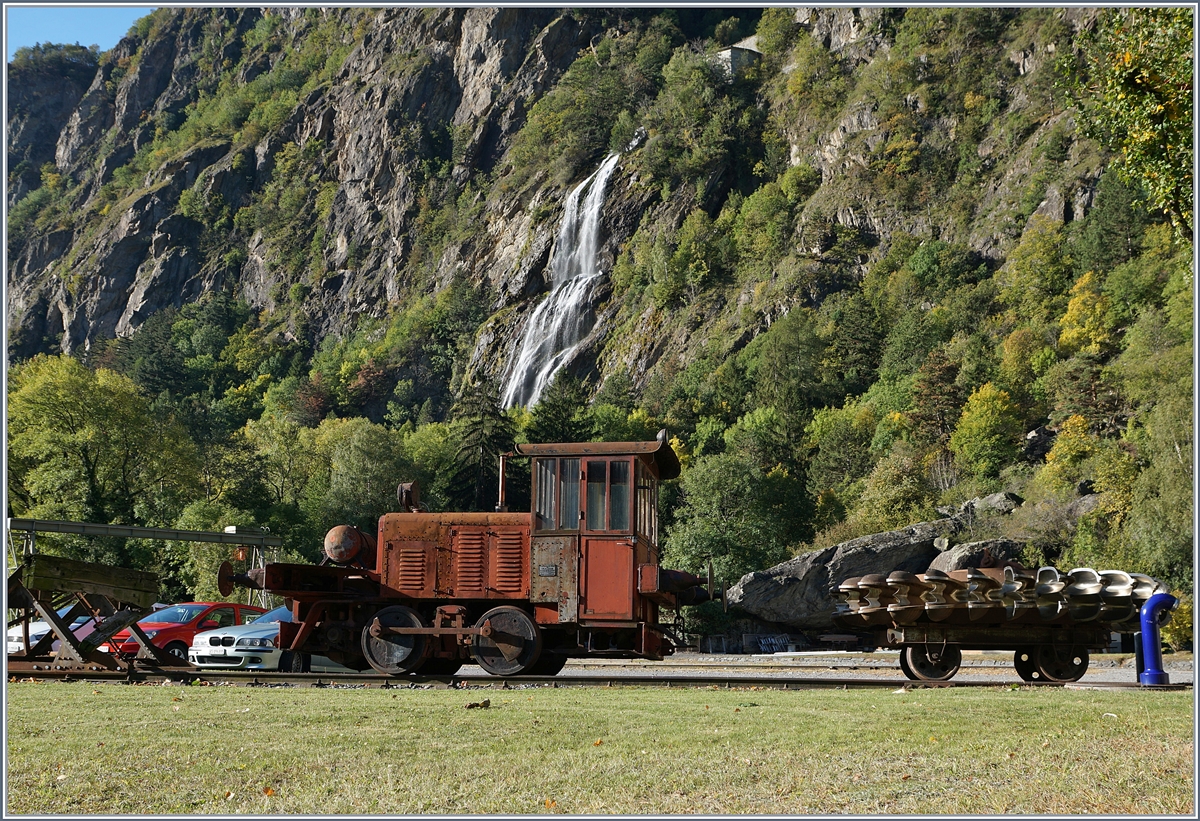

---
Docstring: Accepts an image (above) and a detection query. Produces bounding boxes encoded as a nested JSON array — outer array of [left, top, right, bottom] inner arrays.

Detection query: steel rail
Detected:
[[5, 663, 1186, 690]]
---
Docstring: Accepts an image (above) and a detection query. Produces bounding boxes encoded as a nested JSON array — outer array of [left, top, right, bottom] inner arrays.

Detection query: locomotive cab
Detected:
[[518, 434, 687, 639]]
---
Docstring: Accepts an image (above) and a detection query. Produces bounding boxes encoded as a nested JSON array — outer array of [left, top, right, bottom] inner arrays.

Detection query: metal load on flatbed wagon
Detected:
[[832, 564, 1174, 682], [221, 432, 718, 677]]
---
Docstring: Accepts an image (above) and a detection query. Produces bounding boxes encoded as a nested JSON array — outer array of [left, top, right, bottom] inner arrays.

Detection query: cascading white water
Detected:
[[501, 152, 621, 408]]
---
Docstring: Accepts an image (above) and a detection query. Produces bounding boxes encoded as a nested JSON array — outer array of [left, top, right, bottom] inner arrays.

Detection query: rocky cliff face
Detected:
[[7, 7, 604, 362], [6, 52, 98, 206], [7, 7, 1100, 404]]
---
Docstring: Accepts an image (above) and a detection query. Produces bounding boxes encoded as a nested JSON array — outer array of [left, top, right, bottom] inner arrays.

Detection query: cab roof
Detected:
[[514, 429, 681, 480]]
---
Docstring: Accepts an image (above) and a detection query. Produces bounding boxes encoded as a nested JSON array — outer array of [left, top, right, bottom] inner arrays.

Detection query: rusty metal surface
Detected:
[[214, 435, 710, 674], [324, 525, 375, 564], [531, 535, 581, 623], [581, 538, 634, 620]]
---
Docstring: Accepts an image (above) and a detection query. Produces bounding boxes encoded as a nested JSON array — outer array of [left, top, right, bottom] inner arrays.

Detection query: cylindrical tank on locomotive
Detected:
[[225, 432, 712, 676]]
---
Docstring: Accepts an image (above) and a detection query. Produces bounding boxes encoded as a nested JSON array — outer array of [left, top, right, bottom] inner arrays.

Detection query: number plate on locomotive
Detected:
[[537, 564, 558, 577]]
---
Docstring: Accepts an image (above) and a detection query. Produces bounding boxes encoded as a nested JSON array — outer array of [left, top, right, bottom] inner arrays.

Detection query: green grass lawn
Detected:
[[5, 681, 1193, 815]]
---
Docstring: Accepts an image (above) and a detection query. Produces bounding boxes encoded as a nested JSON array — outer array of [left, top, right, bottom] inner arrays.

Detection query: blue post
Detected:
[[1137, 592, 1178, 686]]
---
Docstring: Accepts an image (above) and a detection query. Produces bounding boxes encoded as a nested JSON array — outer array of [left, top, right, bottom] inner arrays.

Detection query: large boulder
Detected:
[[725, 517, 963, 630], [926, 539, 1027, 573], [969, 491, 1024, 515]]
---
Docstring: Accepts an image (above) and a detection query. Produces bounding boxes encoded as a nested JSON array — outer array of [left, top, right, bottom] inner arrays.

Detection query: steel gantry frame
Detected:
[[5, 518, 285, 669]]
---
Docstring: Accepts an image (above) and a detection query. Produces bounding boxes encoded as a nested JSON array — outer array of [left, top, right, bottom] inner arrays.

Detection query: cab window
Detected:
[[609, 460, 630, 531], [585, 461, 607, 530], [584, 457, 634, 533], [533, 457, 581, 531], [558, 458, 580, 528], [636, 460, 658, 544]]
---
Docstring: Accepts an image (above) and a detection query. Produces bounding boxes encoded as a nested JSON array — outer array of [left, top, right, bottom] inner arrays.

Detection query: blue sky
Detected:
[[6, 5, 157, 61]]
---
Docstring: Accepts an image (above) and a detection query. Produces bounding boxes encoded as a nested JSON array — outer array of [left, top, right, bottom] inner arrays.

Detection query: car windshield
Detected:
[[140, 604, 207, 624], [253, 605, 292, 624]]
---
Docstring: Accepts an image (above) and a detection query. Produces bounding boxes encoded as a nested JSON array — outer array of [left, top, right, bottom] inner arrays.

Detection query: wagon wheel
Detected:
[[1034, 645, 1089, 682], [898, 649, 916, 681], [361, 605, 427, 676], [902, 644, 962, 682], [1013, 648, 1040, 682], [472, 606, 542, 676]]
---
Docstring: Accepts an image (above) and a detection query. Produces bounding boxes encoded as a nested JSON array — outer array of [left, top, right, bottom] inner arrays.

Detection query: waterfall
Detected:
[[501, 152, 621, 409]]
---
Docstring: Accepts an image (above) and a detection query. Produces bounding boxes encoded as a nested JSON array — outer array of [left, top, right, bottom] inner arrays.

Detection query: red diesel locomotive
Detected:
[[221, 432, 712, 676]]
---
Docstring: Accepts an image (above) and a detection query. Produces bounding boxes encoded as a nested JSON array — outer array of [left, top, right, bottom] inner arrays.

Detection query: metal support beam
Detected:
[[6, 518, 282, 548]]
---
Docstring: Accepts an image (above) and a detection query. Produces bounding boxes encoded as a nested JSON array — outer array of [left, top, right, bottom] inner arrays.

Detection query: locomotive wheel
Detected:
[[898, 649, 916, 680], [1013, 648, 1040, 682], [472, 606, 542, 676], [902, 644, 962, 682], [1034, 645, 1089, 682], [361, 605, 428, 676], [527, 652, 568, 677]]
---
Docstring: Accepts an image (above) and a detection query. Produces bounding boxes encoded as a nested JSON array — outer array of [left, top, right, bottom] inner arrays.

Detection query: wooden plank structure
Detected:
[[6, 518, 282, 672], [22, 553, 159, 609]]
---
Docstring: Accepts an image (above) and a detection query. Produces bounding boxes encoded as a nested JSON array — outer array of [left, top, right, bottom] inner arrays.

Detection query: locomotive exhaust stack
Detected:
[[227, 433, 702, 677]]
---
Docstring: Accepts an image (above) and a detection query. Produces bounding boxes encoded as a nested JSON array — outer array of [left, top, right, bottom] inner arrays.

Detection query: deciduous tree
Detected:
[[7, 355, 199, 564], [948, 382, 1023, 479], [1069, 7, 1193, 234]]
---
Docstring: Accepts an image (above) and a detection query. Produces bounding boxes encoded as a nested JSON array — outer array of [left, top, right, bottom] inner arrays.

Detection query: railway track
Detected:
[[6, 661, 1188, 691]]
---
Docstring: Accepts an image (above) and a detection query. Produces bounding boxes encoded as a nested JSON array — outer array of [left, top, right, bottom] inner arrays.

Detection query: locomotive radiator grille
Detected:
[[453, 531, 487, 595], [490, 531, 525, 594], [398, 545, 427, 591]]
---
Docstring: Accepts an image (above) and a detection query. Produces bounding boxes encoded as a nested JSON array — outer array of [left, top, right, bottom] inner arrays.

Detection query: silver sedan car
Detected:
[[188, 604, 349, 672]]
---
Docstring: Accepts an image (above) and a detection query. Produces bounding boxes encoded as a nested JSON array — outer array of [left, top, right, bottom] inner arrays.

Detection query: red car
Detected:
[[101, 602, 266, 660]]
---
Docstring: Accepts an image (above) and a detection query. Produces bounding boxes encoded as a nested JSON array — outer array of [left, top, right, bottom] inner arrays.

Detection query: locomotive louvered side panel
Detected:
[[488, 529, 529, 598], [381, 541, 436, 597], [451, 528, 488, 597]]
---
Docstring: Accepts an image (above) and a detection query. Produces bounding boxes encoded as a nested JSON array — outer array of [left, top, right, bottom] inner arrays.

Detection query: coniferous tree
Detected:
[[909, 347, 966, 445], [825, 291, 884, 397], [526, 371, 591, 444], [447, 376, 514, 511]]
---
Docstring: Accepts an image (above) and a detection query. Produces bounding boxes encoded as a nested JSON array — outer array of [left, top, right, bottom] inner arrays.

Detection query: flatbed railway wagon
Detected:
[[221, 432, 712, 676]]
